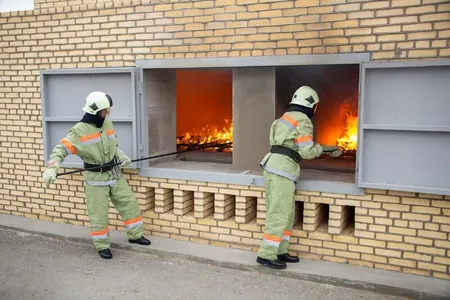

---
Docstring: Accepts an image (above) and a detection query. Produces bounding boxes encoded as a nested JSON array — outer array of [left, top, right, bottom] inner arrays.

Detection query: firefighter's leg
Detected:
[[85, 183, 111, 252], [277, 187, 299, 263], [257, 171, 295, 268], [110, 176, 149, 244]]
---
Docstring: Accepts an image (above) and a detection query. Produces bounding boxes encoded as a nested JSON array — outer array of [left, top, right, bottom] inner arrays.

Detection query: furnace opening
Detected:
[[276, 64, 360, 174], [176, 69, 233, 164]]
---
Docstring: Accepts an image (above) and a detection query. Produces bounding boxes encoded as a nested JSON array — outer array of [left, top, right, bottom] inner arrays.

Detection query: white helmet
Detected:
[[82, 91, 113, 115], [289, 86, 320, 112]]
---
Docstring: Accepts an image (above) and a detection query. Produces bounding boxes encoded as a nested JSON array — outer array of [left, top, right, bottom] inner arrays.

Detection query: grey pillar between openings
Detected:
[[146, 69, 177, 165], [232, 67, 276, 171]]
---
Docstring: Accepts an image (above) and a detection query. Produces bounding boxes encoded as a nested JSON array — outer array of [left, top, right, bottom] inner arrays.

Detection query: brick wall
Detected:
[[1, 0, 450, 279]]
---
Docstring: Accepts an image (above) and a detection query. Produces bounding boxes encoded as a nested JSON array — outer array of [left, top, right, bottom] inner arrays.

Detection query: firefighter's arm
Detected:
[[43, 129, 80, 187], [115, 145, 132, 167], [294, 119, 323, 160]]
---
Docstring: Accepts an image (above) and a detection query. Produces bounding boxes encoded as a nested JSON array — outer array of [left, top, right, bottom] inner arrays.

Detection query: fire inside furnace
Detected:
[[276, 64, 359, 171], [176, 69, 233, 154]]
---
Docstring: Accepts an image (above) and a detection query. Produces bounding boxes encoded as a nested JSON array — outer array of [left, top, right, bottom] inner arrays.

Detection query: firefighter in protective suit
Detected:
[[42, 91, 151, 260], [257, 86, 341, 269]]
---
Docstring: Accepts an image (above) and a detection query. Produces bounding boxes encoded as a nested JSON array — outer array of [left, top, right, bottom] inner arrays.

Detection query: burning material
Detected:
[[177, 119, 233, 152], [336, 97, 358, 151]]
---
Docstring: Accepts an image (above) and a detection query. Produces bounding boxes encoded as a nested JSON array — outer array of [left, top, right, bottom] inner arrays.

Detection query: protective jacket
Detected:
[[47, 118, 127, 185], [46, 115, 143, 252], [259, 109, 322, 182]]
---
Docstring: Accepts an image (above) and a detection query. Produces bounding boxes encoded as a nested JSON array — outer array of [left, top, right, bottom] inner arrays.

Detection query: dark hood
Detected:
[[287, 104, 314, 119], [80, 113, 105, 128]]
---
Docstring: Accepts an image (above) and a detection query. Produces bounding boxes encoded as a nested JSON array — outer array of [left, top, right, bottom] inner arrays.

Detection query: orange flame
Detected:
[[176, 119, 233, 147], [336, 99, 358, 151]]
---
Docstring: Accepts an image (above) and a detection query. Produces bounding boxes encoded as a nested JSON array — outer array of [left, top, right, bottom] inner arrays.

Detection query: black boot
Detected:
[[277, 253, 300, 263], [256, 256, 287, 269], [129, 236, 151, 246], [98, 249, 112, 259]]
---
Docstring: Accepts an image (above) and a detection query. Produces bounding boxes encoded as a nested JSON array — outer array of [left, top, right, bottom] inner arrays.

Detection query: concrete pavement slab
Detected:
[[0, 213, 449, 299], [0, 228, 410, 300]]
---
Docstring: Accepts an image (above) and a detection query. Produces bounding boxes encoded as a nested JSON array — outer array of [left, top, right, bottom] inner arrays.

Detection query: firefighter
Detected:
[[257, 86, 341, 269], [42, 91, 151, 260]]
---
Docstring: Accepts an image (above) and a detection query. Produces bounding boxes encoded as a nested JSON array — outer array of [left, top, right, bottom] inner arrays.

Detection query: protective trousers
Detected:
[[257, 170, 296, 260], [85, 177, 144, 251]]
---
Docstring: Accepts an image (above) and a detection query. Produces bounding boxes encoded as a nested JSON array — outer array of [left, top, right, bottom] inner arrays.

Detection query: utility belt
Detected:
[[270, 145, 302, 164], [84, 158, 117, 173]]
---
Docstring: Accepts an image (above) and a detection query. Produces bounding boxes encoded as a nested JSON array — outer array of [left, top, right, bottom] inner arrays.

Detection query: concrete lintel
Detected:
[[138, 167, 365, 195], [136, 53, 370, 69]]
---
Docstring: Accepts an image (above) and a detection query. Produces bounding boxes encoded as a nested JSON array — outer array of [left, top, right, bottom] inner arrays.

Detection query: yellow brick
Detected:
[[333, 20, 359, 28], [404, 268, 431, 277], [369, 224, 386, 232], [434, 257, 450, 266], [348, 245, 373, 254], [375, 248, 402, 258], [362, 1, 390, 9], [434, 273, 450, 280], [389, 226, 416, 236], [333, 235, 358, 244], [418, 262, 447, 272], [349, 11, 374, 19], [405, 236, 433, 246], [360, 238, 386, 248], [321, 13, 346, 22], [323, 241, 347, 250], [402, 213, 431, 222], [362, 254, 388, 263], [311, 247, 334, 256], [389, 258, 416, 268], [349, 259, 374, 268], [387, 242, 415, 251], [375, 264, 401, 272], [403, 23, 433, 31], [373, 195, 400, 203], [335, 3, 360, 12], [408, 49, 438, 58], [391, 0, 421, 6], [406, 5, 436, 15], [390, 16, 418, 24], [404, 252, 433, 262], [376, 233, 403, 242], [421, 13, 450, 22], [418, 229, 447, 240]]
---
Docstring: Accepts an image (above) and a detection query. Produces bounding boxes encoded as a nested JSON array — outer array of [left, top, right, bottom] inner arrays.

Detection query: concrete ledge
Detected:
[[0, 214, 449, 299]]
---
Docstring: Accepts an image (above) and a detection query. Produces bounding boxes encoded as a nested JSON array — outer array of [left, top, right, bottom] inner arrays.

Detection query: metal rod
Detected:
[[56, 142, 233, 177]]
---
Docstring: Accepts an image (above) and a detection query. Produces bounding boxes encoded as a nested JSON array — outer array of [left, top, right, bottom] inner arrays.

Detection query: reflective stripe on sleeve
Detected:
[[294, 135, 313, 148], [124, 216, 144, 230], [91, 227, 109, 240], [279, 114, 299, 130], [60, 138, 76, 155], [80, 132, 102, 145], [262, 233, 282, 247], [106, 129, 117, 140]]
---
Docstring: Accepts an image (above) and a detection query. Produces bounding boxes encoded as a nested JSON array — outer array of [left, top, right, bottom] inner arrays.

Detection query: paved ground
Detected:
[[0, 228, 409, 300]]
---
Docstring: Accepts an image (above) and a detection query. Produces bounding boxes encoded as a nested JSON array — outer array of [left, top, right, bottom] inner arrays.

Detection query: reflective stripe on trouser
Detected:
[[85, 176, 144, 251], [257, 170, 296, 260]]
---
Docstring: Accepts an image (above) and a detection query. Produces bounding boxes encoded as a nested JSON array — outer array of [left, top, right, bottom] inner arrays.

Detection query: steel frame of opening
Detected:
[[136, 53, 370, 195]]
